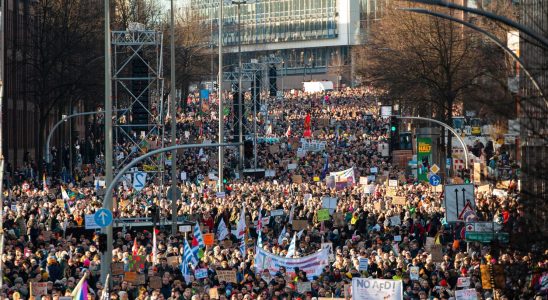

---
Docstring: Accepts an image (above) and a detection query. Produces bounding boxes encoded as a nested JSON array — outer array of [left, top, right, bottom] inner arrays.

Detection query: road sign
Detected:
[[85, 214, 101, 230], [133, 171, 147, 191], [430, 164, 440, 174], [444, 184, 475, 222], [94, 208, 113, 228], [429, 174, 441, 186], [167, 186, 182, 201], [465, 232, 509, 243], [466, 222, 502, 233]]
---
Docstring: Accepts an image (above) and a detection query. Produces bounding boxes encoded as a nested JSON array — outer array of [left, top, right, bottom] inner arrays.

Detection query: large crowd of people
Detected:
[[1, 87, 546, 300]]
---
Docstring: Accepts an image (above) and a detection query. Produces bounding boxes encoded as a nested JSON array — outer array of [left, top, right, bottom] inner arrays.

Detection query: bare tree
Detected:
[[26, 0, 103, 173]]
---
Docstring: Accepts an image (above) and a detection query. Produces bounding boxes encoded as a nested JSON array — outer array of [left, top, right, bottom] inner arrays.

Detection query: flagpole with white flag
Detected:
[[236, 205, 246, 256], [217, 218, 229, 241], [286, 233, 297, 258], [152, 227, 158, 264]]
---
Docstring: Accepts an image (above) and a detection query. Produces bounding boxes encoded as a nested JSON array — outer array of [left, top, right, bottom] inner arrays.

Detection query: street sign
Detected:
[[85, 214, 101, 230], [430, 164, 440, 174], [133, 171, 147, 191], [444, 184, 475, 222], [466, 222, 502, 233], [465, 232, 509, 243], [167, 186, 182, 201], [429, 174, 441, 187], [94, 208, 113, 228]]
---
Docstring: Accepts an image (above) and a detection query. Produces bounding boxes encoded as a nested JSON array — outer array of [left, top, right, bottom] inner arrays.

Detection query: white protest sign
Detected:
[[352, 278, 403, 300], [180, 171, 187, 181], [195, 268, 208, 279], [321, 197, 338, 214], [455, 289, 478, 300], [363, 185, 376, 194], [457, 277, 471, 288], [390, 215, 401, 226], [133, 171, 147, 191], [358, 258, 369, 271], [287, 163, 297, 170], [410, 266, 420, 280], [271, 209, 284, 217]]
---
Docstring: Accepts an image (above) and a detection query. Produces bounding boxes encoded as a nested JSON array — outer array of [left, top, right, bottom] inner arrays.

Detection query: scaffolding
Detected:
[[111, 26, 166, 184]]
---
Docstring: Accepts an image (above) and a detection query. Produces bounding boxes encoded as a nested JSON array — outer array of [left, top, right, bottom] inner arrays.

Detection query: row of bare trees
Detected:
[[25, 0, 211, 172]]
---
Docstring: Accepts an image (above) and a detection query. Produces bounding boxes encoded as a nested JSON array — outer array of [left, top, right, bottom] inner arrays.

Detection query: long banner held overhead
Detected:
[[351, 278, 403, 300], [255, 247, 329, 280]]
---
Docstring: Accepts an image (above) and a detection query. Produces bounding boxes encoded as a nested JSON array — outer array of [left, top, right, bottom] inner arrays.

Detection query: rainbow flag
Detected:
[[71, 274, 89, 300]]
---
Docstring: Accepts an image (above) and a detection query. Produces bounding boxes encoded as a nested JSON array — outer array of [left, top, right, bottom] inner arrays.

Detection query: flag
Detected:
[[184, 239, 198, 267], [64, 199, 72, 215], [236, 206, 246, 256], [132, 238, 138, 256], [152, 227, 158, 264], [180, 252, 190, 283], [266, 123, 273, 135], [288, 204, 295, 224], [297, 229, 305, 240], [286, 233, 297, 258], [320, 156, 329, 180], [100, 274, 110, 300], [43, 174, 48, 192], [71, 273, 89, 300], [304, 113, 311, 130], [335, 125, 340, 146], [285, 125, 292, 138], [193, 223, 206, 248], [278, 226, 286, 245], [257, 205, 263, 248], [61, 186, 70, 201], [217, 219, 229, 241]]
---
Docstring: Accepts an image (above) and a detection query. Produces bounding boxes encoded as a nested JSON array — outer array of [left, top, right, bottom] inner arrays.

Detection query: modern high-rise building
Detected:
[[519, 0, 547, 236], [190, 0, 388, 89]]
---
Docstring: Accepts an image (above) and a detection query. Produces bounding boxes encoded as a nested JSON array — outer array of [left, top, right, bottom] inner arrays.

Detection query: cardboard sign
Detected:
[[391, 196, 406, 205], [477, 184, 490, 193], [292, 220, 309, 231], [359, 177, 368, 185], [496, 180, 511, 189], [136, 273, 146, 285], [386, 188, 397, 197], [149, 276, 162, 289], [217, 270, 237, 283], [292, 175, 302, 184], [56, 199, 65, 207], [111, 262, 124, 276], [317, 209, 330, 222], [124, 272, 137, 283], [203, 233, 214, 246], [297, 282, 312, 294], [31, 282, 48, 296], [388, 179, 398, 187], [430, 245, 443, 262]]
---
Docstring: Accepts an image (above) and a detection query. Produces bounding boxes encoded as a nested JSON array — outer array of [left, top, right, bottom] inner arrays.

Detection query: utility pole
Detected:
[[236, 1, 244, 170], [101, 0, 113, 286], [217, 0, 224, 192], [169, 0, 178, 235], [0, 0, 5, 289]]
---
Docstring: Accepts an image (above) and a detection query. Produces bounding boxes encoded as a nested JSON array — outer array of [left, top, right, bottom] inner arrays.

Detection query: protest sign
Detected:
[[351, 278, 403, 300], [149, 276, 162, 289], [195, 268, 208, 279], [477, 184, 490, 193], [430, 245, 443, 262], [203, 233, 214, 246], [217, 270, 238, 283], [358, 258, 369, 271], [391, 196, 406, 205], [333, 212, 345, 227], [124, 272, 137, 283], [410, 266, 420, 280], [321, 197, 338, 214], [292, 175, 303, 184], [317, 209, 330, 222], [209, 288, 219, 299], [31, 282, 48, 296], [297, 282, 312, 294], [271, 209, 284, 216], [455, 289, 478, 300], [359, 177, 368, 185], [457, 277, 471, 288], [111, 262, 124, 276], [389, 215, 401, 226], [292, 220, 309, 231], [388, 179, 398, 187]]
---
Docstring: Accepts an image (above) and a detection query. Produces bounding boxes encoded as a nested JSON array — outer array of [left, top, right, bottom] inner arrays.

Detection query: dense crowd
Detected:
[[1, 87, 546, 300]]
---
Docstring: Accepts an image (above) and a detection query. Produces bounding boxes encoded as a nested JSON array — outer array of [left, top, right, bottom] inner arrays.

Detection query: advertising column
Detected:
[[417, 137, 432, 182]]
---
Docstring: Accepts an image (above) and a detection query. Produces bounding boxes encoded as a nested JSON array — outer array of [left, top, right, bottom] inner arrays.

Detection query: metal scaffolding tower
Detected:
[[111, 25, 166, 184]]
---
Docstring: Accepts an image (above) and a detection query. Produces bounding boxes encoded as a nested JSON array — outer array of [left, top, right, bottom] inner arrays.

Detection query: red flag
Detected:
[[304, 113, 311, 130], [192, 237, 199, 247], [303, 129, 312, 138], [132, 237, 138, 256]]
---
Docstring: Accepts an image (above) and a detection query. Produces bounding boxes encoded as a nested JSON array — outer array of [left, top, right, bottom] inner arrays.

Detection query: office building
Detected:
[[190, 0, 388, 89]]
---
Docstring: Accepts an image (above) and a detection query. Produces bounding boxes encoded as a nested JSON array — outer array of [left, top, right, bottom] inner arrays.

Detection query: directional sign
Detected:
[[133, 171, 147, 191], [94, 208, 113, 228], [444, 184, 475, 223], [430, 164, 440, 174], [466, 222, 502, 233], [429, 174, 441, 187], [465, 232, 509, 243]]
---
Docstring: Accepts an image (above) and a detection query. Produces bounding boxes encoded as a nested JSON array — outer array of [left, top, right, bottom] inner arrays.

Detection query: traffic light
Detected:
[[389, 116, 399, 151]]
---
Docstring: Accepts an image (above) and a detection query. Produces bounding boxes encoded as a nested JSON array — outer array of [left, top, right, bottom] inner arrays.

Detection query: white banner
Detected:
[[255, 247, 329, 280], [330, 167, 356, 184], [351, 278, 403, 300], [300, 138, 326, 152]]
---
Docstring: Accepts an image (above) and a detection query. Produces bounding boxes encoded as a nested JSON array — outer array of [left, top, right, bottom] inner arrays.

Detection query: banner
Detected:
[[455, 289, 478, 300], [255, 247, 329, 280], [330, 167, 356, 185], [352, 278, 403, 300], [417, 137, 432, 182], [300, 138, 327, 152]]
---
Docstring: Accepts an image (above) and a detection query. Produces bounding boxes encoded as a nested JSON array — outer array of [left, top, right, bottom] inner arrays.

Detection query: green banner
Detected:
[[417, 137, 432, 182]]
